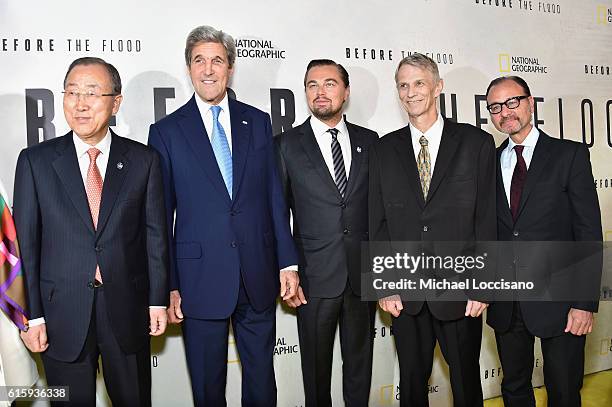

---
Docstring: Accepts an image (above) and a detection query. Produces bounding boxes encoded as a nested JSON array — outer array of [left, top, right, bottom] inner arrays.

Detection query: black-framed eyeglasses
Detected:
[[486, 95, 529, 114]]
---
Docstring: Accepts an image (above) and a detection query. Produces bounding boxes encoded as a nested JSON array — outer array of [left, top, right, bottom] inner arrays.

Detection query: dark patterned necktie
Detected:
[[329, 128, 347, 197], [510, 145, 527, 222]]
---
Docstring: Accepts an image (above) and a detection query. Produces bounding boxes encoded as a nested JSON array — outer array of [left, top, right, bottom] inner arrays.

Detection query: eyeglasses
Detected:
[[486, 95, 529, 114], [62, 89, 118, 103]]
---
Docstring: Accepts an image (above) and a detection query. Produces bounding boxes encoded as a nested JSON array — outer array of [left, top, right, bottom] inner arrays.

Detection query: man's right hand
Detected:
[[378, 295, 403, 318], [167, 290, 184, 324], [20, 324, 49, 353]]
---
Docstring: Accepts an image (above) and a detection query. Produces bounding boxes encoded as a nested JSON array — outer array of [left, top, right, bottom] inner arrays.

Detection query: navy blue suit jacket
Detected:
[[148, 95, 298, 319]]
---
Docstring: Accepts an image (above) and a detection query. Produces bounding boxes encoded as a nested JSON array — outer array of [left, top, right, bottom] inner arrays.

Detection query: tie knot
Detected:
[[328, 128, 339, 140], [210, 105, 222, 121], [514, 145, 525, 156], [87, 148, 101, 162], [419, 135, 428, 147]]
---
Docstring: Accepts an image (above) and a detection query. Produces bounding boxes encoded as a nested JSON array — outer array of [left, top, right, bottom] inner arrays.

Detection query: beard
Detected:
[[311, 99, 344, 121]]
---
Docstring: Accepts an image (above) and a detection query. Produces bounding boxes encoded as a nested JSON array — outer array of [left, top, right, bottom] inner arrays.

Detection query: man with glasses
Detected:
[[485, 76, 602, 407], [14, 57, 169, 405]]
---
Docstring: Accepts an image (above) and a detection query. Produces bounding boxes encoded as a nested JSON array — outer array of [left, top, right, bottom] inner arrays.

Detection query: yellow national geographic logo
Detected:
[[597, 5, 612, 24], [600, 338, 612, 355], [497, 53, 548, 74], [379, 384, 395, 405], [499, 54, 511, 73]]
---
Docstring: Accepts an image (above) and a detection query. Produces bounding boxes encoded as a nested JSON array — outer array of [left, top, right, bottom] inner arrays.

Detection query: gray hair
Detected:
[[184, 25, 236, 67], [394, 53, 440, 83]]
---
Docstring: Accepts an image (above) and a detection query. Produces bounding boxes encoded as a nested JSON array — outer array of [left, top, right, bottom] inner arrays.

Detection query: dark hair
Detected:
[[486, 76, 531, 98], [303, 59, 349, 88], [63, 57, 122, 95], [185, 25, 236, 67]]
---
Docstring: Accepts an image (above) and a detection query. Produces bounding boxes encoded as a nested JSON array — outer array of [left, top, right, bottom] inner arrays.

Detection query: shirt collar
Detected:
[[194, 92, 230, 118], [310, 115, 348, 138], [507, 125, 540, 151], [409, 114, 444, 142], [73, 129, 112, 157]]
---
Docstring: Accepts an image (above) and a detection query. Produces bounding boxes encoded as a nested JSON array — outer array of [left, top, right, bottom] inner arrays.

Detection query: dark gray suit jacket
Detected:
[[275, 117, 378, 298], [14, 131, 169, 362]]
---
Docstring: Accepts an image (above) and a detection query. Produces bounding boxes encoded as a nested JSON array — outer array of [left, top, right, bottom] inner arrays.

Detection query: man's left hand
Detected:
[[465, 300, 488, 317], [149, 308, 168, 336], [565, 308, 594, 336]]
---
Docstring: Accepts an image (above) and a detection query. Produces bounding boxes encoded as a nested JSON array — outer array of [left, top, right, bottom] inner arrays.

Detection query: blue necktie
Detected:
[[210, 105, 233, 198]]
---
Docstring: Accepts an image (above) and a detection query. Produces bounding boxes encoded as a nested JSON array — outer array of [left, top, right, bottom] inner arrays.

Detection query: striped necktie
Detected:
[[329, 128, 347, 197]]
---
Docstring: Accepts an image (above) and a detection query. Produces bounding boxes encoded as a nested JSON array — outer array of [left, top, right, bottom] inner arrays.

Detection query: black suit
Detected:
[[276, 117, 378, 406], [14, 131, 168, 406], [487, 131, 602, 407], [369, 118, 496, 406]]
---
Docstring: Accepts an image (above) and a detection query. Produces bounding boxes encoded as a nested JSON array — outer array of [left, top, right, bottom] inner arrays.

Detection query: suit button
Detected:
[[423, 226, 429, 232], [343, 229, 349, 235], [87, 281, 95, 289], [230, 211, 236, 216], [231, 241, 237, 248], [513, 231, 519, 237], [340, 202, 346, 209], [95, 246, 102, 252]]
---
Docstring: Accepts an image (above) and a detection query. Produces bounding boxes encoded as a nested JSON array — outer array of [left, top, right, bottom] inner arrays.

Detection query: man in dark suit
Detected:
[[369, 53, 496, 407], [485, 76, 602, 407], [275, 59, 379, 406], [147, 25, 299, 406], [14, 57, 169, 406]]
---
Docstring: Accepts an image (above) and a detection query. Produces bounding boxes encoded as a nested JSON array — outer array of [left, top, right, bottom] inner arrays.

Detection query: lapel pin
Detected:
[[116, 162, 124, 170], [242, 120, 248, 125], [356, 146, 362, 153]]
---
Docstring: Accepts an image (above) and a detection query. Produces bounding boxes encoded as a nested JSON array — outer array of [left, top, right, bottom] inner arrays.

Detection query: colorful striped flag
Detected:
[[0, 190, 28, 331]]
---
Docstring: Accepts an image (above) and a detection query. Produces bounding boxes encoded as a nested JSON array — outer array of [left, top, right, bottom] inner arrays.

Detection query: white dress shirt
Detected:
[[500, 126, 540, 206], [310, 115, 352, 180], [409, 114, 444, 175], [194, 94, 233, 153]]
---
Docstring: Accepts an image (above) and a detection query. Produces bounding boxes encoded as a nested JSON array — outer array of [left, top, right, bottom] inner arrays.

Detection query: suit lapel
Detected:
[[298, 118, 342, 199], [516, 131, 552, 220], [228, 98, 251, 202], [426, 119, 459, 204], [178, 96, 231, 203], [343, 121, 364, 200], [96, 131, 129, 238], [496, 139, 513, 229], [392, 126, 425, 209], [52, 133, 95, 234]]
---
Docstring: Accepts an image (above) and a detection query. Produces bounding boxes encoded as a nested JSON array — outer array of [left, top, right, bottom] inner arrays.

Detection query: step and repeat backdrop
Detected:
[[1, 0, 611, 405]]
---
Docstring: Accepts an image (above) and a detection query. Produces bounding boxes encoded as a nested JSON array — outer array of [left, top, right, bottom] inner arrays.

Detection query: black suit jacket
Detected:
[[276, 118, 378, 298], [14, 131, 169, 362], [369, 118, 497, 321], [487, 131, 602, 338]]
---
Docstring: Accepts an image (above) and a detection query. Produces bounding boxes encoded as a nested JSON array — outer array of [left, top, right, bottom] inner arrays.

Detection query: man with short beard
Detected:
[[275, 59, 378, 406], [485, 76, 602, 407]]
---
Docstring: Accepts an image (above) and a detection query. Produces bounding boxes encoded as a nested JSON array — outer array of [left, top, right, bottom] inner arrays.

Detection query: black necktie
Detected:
[[329, 128, 347, 197], [510, 145, 527, 222]]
